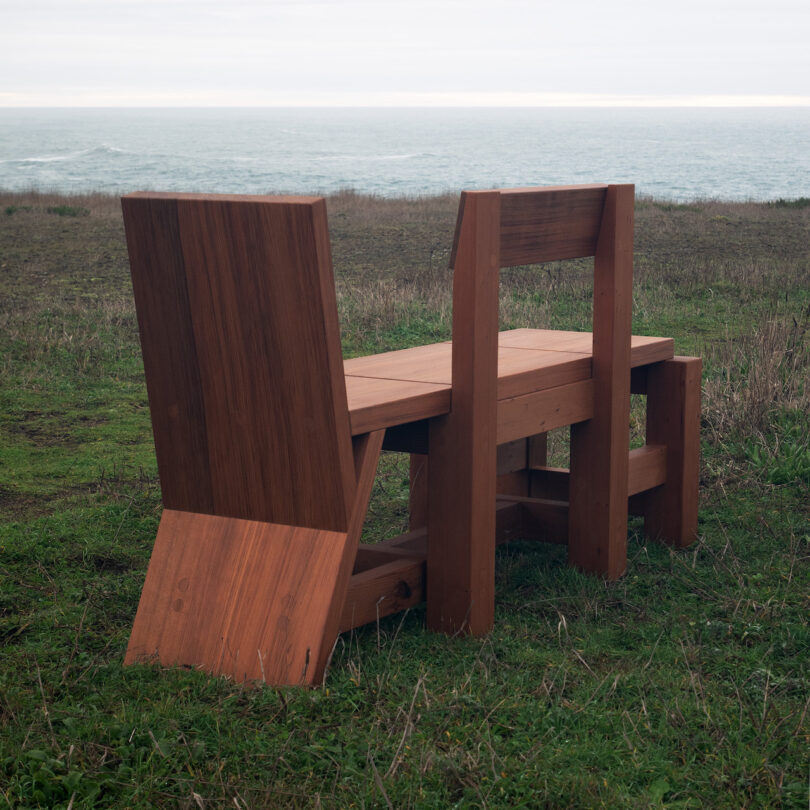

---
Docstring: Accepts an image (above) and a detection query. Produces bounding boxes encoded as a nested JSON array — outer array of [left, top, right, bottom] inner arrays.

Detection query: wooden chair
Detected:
[[380, 184, 701, 634], [122, 193, 437, 686], [122, 186, 700, 686]]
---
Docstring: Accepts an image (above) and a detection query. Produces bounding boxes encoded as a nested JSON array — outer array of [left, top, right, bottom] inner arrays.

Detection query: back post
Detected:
[[568, 184, 635, 578], [427, 191, 500, 635]]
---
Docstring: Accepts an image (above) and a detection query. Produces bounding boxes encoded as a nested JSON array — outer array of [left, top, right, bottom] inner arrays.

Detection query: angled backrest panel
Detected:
[[123, 193, 356, 532]]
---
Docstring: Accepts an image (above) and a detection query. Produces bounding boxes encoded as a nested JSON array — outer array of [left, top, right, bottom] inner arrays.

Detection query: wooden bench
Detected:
[[121, 185, 700, 685]]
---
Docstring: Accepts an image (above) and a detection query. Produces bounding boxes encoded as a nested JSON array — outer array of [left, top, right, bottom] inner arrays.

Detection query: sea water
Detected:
[[0, 107, 808, 201]]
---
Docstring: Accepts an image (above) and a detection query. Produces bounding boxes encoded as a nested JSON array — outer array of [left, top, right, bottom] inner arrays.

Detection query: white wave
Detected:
[[0, 144, 130, 164], [307, 153, 421, 163]]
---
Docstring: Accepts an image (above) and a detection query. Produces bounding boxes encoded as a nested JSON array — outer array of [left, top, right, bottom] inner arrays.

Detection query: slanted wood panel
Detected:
[[124, 509, 351, 685], [498, 185, 608, 267], [122, 193, 355, 532]]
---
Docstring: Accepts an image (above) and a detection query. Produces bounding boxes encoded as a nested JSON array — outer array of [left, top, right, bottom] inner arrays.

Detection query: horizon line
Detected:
[[3, 91, 810, 108]]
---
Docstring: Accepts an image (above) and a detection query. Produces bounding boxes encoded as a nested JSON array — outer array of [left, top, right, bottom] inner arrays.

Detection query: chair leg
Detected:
[[642, 357, 701, 548], [426, 412, 496, 636], [125, 510, 353, 686], [568, 418, 630, 579], [126, 431, 385, 687]]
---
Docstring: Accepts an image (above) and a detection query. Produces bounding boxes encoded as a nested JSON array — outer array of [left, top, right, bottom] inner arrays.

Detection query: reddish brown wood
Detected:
[[529, 467, 570, 501], [497, 379, 594, 444], [627, 445, 667, 496], [497, 439, 528, 475], [529, 444, 667, 504], [342, 329, 672, 436], [495, 439, 529, 495], [499, 185, 608, 267], [340, 557, 425, 633], [450, 185, 608, 268], [497, 495, 569, 544], [121, 196, 214, 514], [642, 357, 701, 547], [427, 191, 500, 636], [409, 453, 428, 529], [345, 376, 450, 436], [528, 434, 548, 468], [319, 428, 385, 674], [122, 186, 702, 683], [496, 471, 530, 496], [125, 509, 351, 685], [122, 193, 387, 687], [123, 193, 356, 532], [568, 184, 635, 579]]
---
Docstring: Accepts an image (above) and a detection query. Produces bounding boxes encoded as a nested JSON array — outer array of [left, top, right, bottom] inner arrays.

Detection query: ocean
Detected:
[[1, 107, 808, 201]]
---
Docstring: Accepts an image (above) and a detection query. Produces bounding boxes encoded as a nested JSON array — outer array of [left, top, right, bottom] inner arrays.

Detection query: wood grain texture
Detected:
[[528, 445, 667, 503], [449, 185, 608, 268], [343, 330, 672, 436], [124, 509, 351, 685], [122, 193, 356, 532], [499, 328, 674, 366], [409, 453, 428, 530], [344, 375, 450, 435], [427, 191, 500, 635], [496, 380, 594, 444], [627, 445, 667, 496], [568, 184, 635, 579], [497, 439, 529, 475], [499, 185, 608, 267], [340, 557, 425, 633], [125, 431, 384, 687], [122, 196, 214, 514], [642, 357, 701, 547]]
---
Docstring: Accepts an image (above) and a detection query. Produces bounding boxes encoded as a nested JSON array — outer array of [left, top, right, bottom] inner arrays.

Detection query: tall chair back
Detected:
[[122, 193, 356, 533]]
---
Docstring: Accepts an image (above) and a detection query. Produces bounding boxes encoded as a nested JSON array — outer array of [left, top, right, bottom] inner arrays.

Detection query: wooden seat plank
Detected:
[[345, 375, 450, 436], [343, 328, 675, 435], [499, 328, 675, 365]]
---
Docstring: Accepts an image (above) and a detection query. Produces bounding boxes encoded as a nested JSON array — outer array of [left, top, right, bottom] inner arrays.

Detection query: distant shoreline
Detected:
[[2, 187, 809, 208]]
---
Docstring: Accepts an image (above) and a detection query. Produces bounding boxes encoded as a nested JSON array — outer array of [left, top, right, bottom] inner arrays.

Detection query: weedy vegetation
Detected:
[[0, 189, 808, 808]]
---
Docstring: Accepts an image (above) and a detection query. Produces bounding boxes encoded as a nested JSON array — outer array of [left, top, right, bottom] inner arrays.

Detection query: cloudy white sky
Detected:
[[1, 0, 809, 106]]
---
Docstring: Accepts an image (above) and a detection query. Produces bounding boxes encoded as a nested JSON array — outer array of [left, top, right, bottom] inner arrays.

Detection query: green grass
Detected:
[[46, 205, 90, 218], [0, 190, 808, 808]]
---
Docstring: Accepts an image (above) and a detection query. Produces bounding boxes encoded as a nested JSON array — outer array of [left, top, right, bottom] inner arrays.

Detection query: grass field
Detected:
[[1, 190, 808, 808]]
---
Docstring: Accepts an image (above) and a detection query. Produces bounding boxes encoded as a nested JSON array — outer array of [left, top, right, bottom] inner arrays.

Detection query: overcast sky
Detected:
[[2, 0, 809, 106]]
